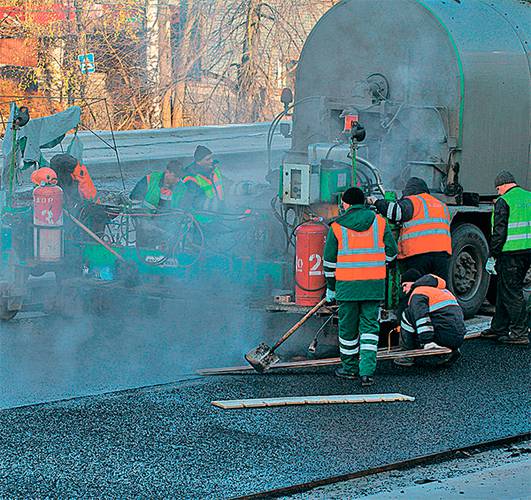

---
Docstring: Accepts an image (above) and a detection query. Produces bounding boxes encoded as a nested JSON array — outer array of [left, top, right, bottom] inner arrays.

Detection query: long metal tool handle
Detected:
[[65, 210, 126, 263], [271, 298, 328, 352]]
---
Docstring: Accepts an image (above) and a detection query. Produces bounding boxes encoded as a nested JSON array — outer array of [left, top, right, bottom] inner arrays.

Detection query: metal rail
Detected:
[[0, 122, 292, 180], [233, 432, 531, 500]]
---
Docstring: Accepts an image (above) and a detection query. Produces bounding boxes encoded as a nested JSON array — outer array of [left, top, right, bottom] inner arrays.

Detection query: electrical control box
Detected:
[[281, 163, 320, 205]]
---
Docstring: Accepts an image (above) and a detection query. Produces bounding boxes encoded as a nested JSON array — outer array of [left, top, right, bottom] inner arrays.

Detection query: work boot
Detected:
[[497, 334, 529, 345], [434, 349, 462, 366], [360, 375, 374, 387], [335, 367, 357, 380], [394, 356, 414, 367], [480, 328, 504, 339]]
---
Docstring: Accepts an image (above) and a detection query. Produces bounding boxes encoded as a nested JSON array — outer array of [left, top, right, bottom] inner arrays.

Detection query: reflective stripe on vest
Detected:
[[497, 187, 531, 252], [409, 286, 459, 312], [331, 215, 386, 281], [398, 193, 452, 258], [183, 166, 224, 200]]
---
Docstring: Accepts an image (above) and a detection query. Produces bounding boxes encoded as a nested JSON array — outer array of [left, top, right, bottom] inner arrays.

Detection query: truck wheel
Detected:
[[448, 223, 490, 318]]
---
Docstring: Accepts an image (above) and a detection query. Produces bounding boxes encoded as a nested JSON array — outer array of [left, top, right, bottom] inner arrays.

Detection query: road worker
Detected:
[[369, 177, 451, 281], [323, 187, 398, 386], [183, 145, 224, 211], [50, 153, 99, 206], [481, 171, 530, 345], [396, 269, 465, 366], [50, 153, 106, 235], [130, 159, 188, 212]]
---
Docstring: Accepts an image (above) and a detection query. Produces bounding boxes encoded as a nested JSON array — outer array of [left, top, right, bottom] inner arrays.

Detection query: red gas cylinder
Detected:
[[33, 185, 64, 262], [295, 221, 328, 306]]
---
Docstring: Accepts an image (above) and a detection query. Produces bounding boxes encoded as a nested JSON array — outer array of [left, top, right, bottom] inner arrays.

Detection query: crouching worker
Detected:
[[396, 270, 465, 367], [324, 187, 398, 386]]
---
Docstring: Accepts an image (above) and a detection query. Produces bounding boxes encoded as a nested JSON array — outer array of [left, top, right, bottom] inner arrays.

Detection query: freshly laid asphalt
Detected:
[[0, 339, 529, 498]]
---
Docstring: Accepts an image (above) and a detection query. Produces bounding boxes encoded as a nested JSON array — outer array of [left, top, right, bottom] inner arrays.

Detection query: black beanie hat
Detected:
[[401, 269, 422, 284], [341, 187, 365, 205], [494, 170, 515, 187], [194, 145, 213, 162], [50, 153, 77, 173]]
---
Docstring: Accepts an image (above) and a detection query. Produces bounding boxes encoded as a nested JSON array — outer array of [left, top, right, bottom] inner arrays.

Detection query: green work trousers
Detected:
[[337, 300, 380, 377]]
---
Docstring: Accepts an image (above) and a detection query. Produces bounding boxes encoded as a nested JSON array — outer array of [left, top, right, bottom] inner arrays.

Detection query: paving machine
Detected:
[[0, 104, 288, 320]]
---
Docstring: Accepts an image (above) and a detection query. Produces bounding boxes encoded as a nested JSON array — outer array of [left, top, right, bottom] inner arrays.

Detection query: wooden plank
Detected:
[[212, 393, 415, 409], [197, 346, 452, 376], [198, 329, 486, 376]]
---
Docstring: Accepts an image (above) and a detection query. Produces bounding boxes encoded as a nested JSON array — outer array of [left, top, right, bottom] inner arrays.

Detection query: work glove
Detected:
[[485, 257, 497, 275], [325, 289, 336, 303]]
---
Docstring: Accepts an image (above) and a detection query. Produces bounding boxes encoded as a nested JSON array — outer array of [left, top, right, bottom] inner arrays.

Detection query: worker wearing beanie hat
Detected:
[[396, 271, 465, 367], [182, 144, 224, 214], [323, 187, 398, 386], [482, 170, 531, 344], [368, 176, 452, 283]]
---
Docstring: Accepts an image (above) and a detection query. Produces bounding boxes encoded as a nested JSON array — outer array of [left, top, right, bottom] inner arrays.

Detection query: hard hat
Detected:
[[31, 167, 58, 186]]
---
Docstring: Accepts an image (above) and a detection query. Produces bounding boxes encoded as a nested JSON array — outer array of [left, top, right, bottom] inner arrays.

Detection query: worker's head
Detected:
[[50, 154, 78, 186], [164, 159, 184, 186], [494, 170, 517, 195], [341, 187, 365, 211], [403, 177, 429, 197], [401, 269, 422, 294], [194, 145, 213, 168]]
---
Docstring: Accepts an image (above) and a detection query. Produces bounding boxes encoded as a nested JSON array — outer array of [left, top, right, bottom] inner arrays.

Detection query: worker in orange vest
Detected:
[[396, 269, 465, 367], [369, 177, 452, 281], [50, 154, 99, 206], [323, 187, 398, 386], [50, 153, 105, 235]]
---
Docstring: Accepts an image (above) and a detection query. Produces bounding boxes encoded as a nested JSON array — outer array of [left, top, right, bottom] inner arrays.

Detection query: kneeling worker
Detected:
[[324, 187, 398, 386], [397, 269, 465, 366]]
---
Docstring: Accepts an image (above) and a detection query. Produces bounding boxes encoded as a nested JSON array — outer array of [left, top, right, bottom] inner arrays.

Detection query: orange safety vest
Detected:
[[409, 284, 459, 312], [72, 163, 98, 202], [398, 193, 451, 258], [331, 215, 386, 281]]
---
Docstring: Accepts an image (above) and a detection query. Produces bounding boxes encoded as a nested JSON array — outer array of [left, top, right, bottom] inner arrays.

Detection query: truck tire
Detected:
[[448, 223, 490, 318]]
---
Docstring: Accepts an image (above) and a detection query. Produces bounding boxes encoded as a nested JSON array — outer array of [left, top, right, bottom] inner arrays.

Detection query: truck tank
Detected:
[[280, 0, 530, 317], [288, 0, 530, 195]]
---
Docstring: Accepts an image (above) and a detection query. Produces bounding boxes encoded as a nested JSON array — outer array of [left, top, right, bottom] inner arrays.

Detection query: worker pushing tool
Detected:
[[396, 270, 465, 367], [323, 187, 398, 386], [368, 177, 452, 282], [482, 171, 531, 345]]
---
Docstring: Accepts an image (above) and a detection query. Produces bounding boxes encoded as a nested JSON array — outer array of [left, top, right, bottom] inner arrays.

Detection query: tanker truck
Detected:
[[276, 0, 530, 317]]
